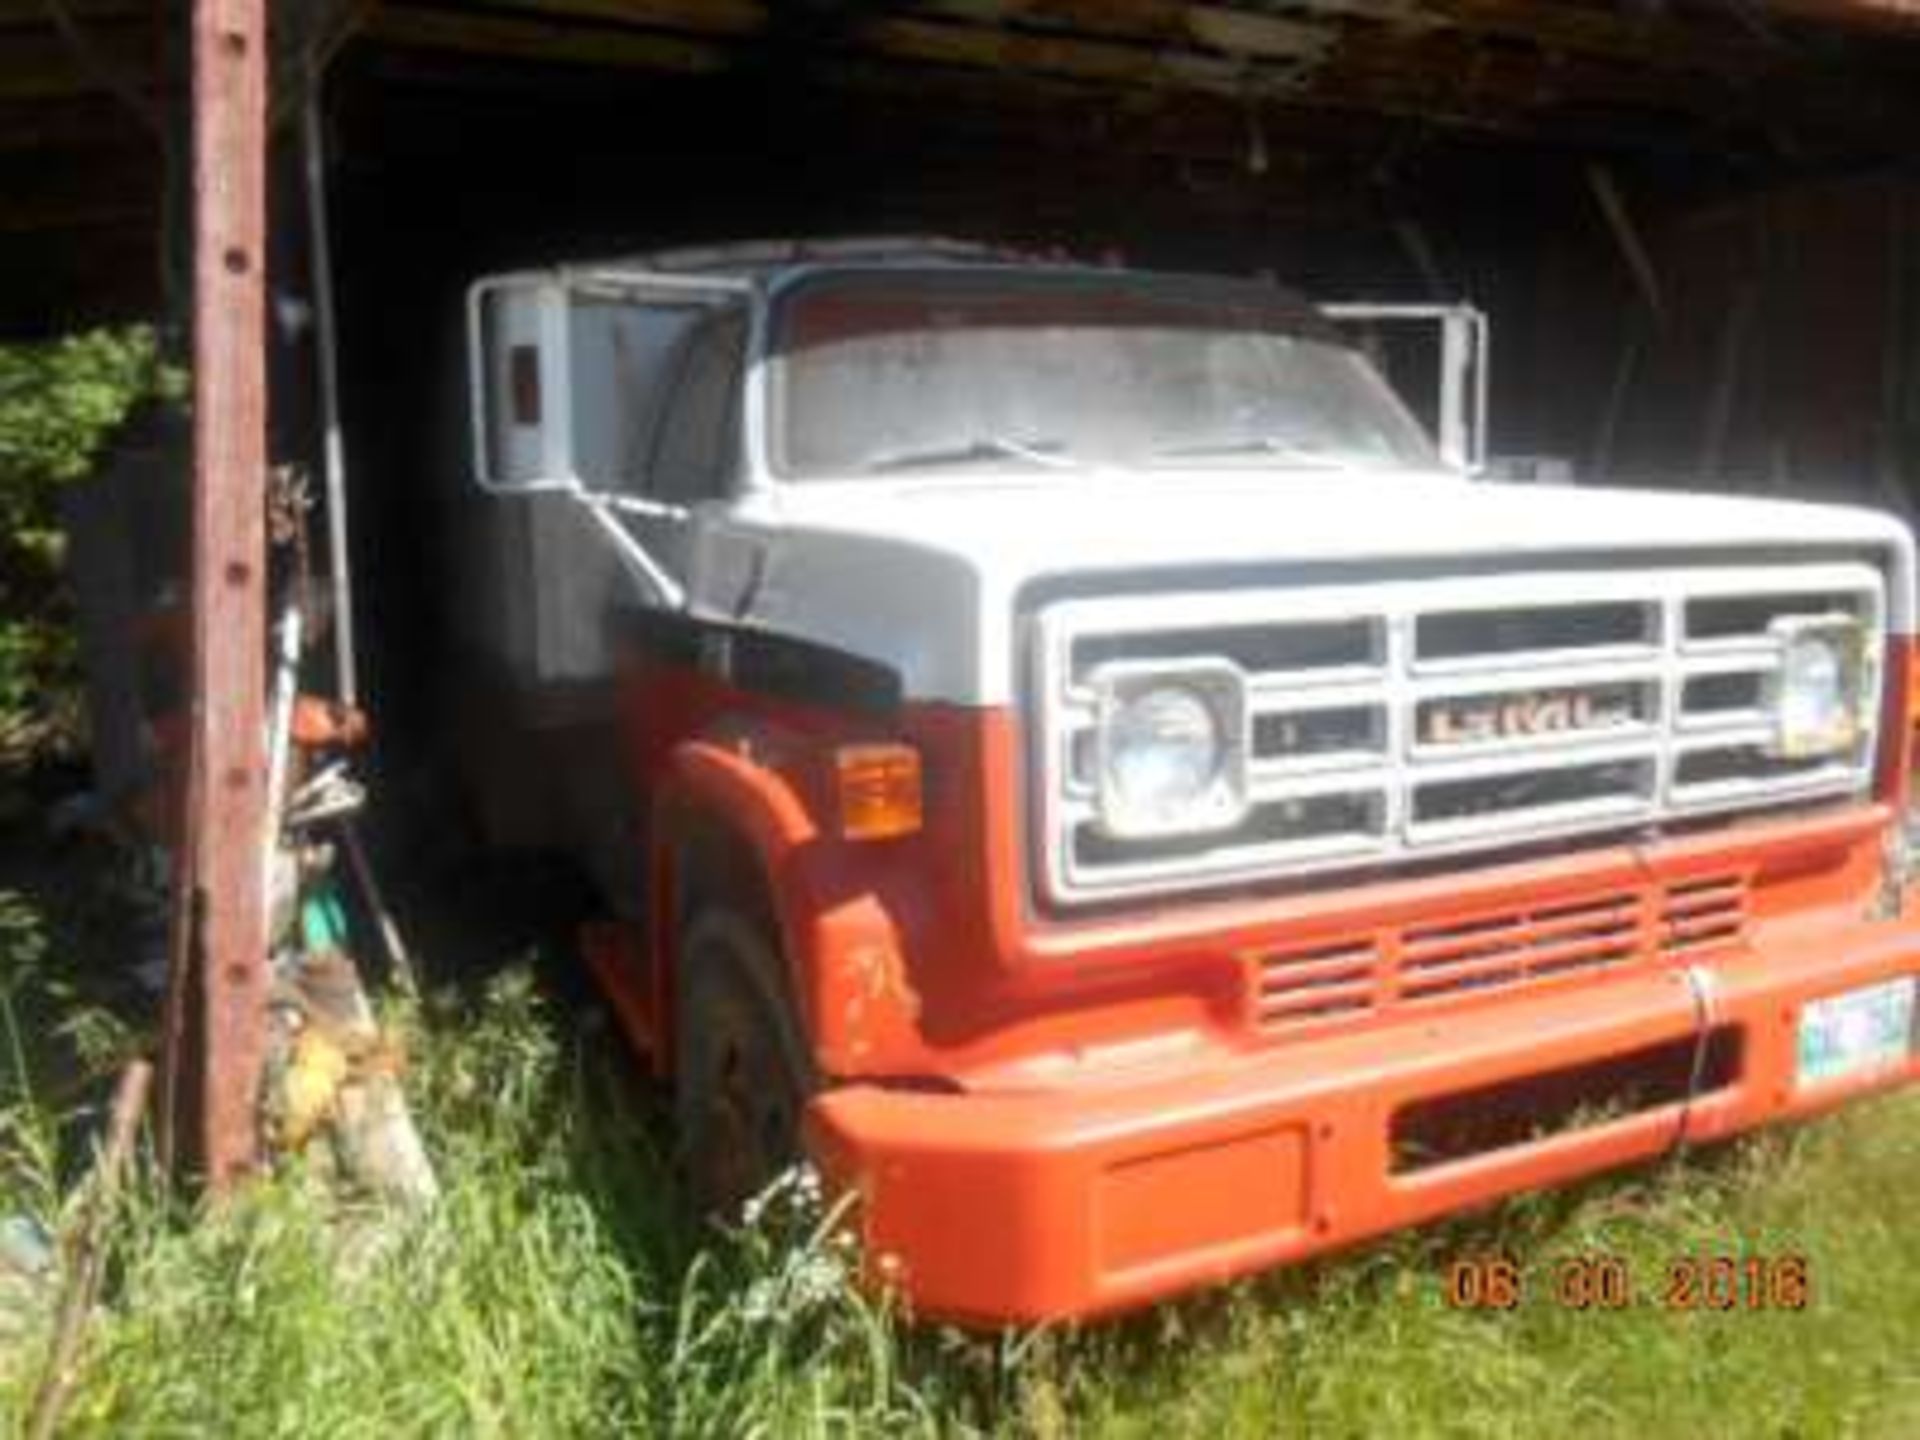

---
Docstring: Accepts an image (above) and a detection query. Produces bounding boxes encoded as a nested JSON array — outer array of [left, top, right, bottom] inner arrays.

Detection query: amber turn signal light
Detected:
[[836, 743, 923, 841]]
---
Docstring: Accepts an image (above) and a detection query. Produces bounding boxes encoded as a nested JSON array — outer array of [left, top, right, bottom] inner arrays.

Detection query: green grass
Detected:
[[0, 963, 939, 1438], [2, 876, 1919, 1438]]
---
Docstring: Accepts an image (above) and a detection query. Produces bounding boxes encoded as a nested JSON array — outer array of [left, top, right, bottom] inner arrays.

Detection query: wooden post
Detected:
[[164, 0, 270, 1189]]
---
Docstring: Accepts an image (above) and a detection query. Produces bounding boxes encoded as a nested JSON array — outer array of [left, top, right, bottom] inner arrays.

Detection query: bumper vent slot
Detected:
[[1252, 873, 1751, 1036], [1400, 894, 1641, 999], [1659, 875, 1749, 954], [1253, 939, 1381, 1028]]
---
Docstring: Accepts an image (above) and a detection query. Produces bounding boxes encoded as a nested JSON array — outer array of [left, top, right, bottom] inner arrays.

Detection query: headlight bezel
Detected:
[[1764, 613, 1872, 761], [1090, 660, 1250, 840]]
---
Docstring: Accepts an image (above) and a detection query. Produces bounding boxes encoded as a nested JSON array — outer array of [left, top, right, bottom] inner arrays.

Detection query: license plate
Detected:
[[1796, 977, 1918, 1089]]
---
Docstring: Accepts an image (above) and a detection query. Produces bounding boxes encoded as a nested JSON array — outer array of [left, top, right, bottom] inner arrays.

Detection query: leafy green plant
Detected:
[[0, 329, 180, 521], [0, 327, 181, 762], [659, 1168, 927, 1438]]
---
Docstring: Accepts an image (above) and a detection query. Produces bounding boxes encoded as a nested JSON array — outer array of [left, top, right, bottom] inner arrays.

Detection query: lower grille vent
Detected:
[[1253, 872, 1751, 1036]]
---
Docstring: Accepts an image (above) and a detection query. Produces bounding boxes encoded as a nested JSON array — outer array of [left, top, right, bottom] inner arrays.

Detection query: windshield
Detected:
[[766, 270, 1442, 480]]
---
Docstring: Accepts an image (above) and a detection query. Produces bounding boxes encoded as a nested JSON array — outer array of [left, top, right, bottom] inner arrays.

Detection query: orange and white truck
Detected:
[[451, 239, 1919, 1323]]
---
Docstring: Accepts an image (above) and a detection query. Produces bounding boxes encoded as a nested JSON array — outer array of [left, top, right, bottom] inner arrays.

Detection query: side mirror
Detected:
[[1320, 302, 1490, 476], [467, 274, 575, 494]]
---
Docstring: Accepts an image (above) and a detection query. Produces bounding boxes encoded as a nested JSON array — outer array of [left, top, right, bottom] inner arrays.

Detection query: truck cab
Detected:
[[453, 239, 1920, 1324]]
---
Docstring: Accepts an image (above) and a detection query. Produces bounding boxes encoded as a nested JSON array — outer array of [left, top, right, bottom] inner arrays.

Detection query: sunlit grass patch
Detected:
[[2, 967, 932, 1439]]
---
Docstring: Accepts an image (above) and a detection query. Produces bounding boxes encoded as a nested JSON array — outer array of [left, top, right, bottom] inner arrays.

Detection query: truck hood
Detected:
[[703, 469, 1916, 705]]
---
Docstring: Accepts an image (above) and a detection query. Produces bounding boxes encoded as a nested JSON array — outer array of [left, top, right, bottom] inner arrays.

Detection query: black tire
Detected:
[[674, 906, 815, 1220]]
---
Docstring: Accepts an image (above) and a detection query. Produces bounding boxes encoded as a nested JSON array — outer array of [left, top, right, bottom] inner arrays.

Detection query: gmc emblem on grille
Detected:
[[1422, 687, 1637, 747]]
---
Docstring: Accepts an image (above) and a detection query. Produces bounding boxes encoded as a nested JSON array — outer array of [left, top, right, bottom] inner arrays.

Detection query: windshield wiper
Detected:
[[1149, 436, 1363, 470], [863, 435, 1082, 474]]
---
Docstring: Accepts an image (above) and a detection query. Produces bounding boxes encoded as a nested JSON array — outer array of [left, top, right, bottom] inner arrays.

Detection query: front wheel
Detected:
[[674, 907, 815, 1220]]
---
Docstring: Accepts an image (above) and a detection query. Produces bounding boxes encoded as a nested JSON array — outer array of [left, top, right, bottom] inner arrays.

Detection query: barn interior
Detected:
[[12, 0, 1920, 910]]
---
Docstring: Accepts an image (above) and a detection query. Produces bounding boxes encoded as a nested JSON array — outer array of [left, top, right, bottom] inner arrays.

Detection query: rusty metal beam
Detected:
[[165, 0, 270, 1190]]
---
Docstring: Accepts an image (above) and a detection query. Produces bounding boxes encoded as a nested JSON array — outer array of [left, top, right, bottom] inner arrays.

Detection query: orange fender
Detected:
[[653, 735, 925, 1079]]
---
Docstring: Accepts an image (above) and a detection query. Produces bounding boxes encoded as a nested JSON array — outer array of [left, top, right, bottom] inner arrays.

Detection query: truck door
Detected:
[[461, 269, 749, 891], [625, 309, 749, 595]]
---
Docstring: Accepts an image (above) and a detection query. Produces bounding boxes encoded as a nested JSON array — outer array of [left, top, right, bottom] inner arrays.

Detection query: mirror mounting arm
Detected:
[[571, 486, 688, 611], [593, 491, 692, 524]]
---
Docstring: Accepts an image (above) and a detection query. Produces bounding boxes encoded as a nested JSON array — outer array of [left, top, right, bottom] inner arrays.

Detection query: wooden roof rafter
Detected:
[[7, 0, 1920, 331], [355, 0, 1920, 162], [1768, 0, 1920, 31], [926, 0, 1778, 77]]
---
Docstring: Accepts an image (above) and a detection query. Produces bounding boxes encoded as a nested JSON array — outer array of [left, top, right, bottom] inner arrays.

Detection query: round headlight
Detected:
[[1103, 685, 1225, 833], [1772, 621, 1864, 758]]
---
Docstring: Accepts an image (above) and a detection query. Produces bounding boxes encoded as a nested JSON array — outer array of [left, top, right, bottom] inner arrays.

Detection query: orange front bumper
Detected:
[[809, 911, 1920, 1325]]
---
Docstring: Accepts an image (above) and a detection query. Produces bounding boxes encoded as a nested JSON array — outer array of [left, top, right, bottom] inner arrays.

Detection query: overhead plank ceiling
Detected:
[[358, 1, 1920, 150], [6, 0, 1920, 329]]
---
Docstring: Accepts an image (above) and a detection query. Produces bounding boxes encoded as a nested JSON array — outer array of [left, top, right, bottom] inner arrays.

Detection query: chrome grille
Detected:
[[1034, 563, 1885, 906]]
